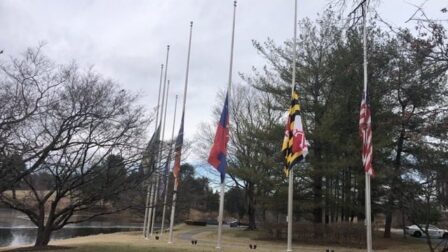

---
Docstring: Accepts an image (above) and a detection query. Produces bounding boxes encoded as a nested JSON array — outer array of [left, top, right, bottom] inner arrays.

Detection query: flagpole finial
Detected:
[[234, 1, 237, 7], [167, 45, 170, 50], [190, 21, 193, 27]]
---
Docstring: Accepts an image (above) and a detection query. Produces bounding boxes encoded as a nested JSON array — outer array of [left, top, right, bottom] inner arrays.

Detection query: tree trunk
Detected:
[[384, 208, 392, 238], [313, 175, 323, 223], [247, 182, 256, 230], [312, 143, 323, 226], [313, 171, 323, 238], [356, 172, 365, 222], [34, 226, 52, 247], [325, 177, 330, 224], [385, 124, 405, 238], [344, 168, 351, 222], [424, 232, 435, 252], [341, 171, 346, 222], [401, 201, 407, 238]]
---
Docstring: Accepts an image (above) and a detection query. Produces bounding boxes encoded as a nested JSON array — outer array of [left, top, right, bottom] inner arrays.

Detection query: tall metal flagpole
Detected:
[[287, 0, 298, 251], [216, 1, 236, 251], [168, 21, 193, 244], [144, 63, 164, 238], [363, 2, 373, 252], [161, 95, 178, 236], [151, 79, 170, 236], [158, 78, 171, 235], [150, 45, 170, 237]]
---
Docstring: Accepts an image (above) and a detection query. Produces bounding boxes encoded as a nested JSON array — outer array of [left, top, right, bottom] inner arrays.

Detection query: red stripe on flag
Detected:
[[359, 96, 374, 176]]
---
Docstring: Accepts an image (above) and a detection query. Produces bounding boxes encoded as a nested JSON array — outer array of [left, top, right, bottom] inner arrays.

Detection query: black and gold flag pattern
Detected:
[[281, 83, 308, 176]]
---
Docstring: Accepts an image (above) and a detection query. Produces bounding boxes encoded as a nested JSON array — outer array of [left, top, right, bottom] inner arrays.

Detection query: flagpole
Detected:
[[159, 80, 170, 235], [168, 21, 193, 245], [363, 1, 373, 252], [216, 182, 225, 250], [216, 2, 236, 251], [152, 80, 169, 236], [161, 95, 178, 237], [147, 170, 157, 237], [167, 181, 178, 244], [287, 169, 294, 252], [151, 45, 170, 237], [160, 93, 177, 236], [144, 63, 164, 238], [143, 183, 150, 237], [287, 0, 298, 251]]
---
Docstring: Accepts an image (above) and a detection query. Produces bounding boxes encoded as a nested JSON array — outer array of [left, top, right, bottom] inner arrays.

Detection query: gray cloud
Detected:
[[1, 0, 446, 163]]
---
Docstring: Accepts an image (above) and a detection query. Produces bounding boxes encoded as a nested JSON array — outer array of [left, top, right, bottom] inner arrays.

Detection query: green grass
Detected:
[[222, 228, 267, 240]]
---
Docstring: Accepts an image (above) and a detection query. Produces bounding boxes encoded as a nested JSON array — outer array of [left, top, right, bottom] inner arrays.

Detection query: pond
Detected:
[[0, 225, 142, 247], [0, 208, 144, 247]]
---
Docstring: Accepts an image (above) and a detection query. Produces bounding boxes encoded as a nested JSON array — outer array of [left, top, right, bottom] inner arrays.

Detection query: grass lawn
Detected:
[[49, 245, 202, 252], [1, 225, 430, 252]]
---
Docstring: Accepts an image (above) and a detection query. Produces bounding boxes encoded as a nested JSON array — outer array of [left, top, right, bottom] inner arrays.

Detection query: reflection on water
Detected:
[[0, 226, 141, 247]]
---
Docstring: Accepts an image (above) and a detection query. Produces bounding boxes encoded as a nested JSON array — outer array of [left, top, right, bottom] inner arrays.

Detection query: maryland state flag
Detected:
[[208, 93, 229, 183], [173, 111, 185, 186], [282, 83, 308, 176]]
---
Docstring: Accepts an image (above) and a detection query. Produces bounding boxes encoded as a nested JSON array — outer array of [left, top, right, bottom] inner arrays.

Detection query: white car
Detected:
[[405, 224, 448, 238]]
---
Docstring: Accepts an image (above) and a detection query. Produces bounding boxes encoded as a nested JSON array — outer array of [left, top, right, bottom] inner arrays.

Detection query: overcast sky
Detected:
[[0, 0, 446, 172]]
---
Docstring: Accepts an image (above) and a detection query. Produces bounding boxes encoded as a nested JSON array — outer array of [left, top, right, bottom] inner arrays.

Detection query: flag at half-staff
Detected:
[[359, 92, 374, 176], [142, 124, 161, 237], [360, 1, 373, 251], [168, 21, 193, 245], [208, 93, 230, 183], [142, 125, 161, 174], [281, 82, 308, 176], [173, 112, 185, 186]]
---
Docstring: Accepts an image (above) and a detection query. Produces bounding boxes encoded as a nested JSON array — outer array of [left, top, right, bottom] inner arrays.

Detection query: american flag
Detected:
[[359, 92, 374, 176]]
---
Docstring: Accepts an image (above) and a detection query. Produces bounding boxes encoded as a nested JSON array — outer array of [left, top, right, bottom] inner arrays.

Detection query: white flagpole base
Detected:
[[216, 182, 225, 250], [366, 172, 373, 252], [286, 168, 294, 252], [168, 184, 178, 244]]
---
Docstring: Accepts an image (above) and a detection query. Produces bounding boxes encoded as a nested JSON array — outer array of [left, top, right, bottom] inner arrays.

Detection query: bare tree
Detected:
[[0, 45, 65, 191], [0, 48, 150, 247]]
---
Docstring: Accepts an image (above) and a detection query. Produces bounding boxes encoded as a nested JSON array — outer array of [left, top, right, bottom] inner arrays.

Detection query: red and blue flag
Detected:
[[208, 93, 229, 183]]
